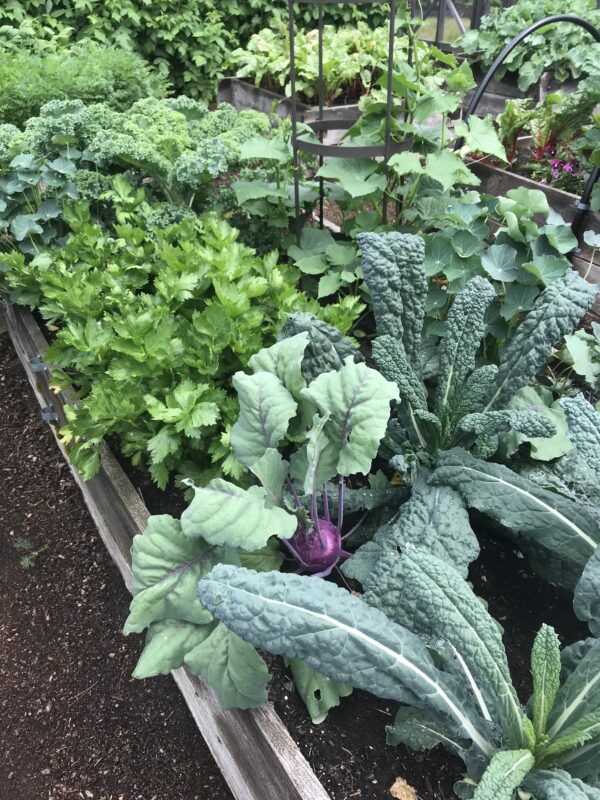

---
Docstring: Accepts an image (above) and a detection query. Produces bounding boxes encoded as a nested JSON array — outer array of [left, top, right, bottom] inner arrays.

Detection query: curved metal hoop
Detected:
[[455, 14, 600, 237]]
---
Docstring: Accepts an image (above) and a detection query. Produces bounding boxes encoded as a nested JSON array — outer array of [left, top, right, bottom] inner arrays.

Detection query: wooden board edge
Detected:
[[3, 301, 332, 800]]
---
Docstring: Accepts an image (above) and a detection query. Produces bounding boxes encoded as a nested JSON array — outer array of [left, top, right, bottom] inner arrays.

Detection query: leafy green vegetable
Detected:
[[472, 750, 535, 800]]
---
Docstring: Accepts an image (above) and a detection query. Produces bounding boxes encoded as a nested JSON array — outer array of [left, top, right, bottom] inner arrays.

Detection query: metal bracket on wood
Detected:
[[41, 405, 59, 421], [29, 355, 49, 372]]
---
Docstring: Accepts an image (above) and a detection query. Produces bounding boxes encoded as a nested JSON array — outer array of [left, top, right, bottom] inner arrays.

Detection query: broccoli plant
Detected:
[[199, 553, 600, 800]]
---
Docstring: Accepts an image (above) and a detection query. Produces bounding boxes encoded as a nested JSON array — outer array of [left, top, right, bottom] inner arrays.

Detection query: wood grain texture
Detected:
[[3, 302, 331, 800]]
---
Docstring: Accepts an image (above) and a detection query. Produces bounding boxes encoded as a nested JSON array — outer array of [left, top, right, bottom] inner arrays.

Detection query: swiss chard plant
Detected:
[[123, 326, 405, 720], [199, 551, 600, 799]]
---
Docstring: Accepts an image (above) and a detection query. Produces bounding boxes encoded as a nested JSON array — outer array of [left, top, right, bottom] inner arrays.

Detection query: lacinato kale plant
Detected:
[[199, 554, 600, 799]]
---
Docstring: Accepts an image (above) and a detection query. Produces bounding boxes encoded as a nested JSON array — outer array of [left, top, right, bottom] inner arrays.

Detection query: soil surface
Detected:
[[0, 332, 233, 800]]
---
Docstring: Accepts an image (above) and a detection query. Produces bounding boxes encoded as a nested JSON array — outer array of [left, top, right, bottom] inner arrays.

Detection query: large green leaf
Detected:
[[365, 548, 529, 750], [532, 625, 562, 740], [230, 371, 297, 467], [124, 515, 220, 633], [485, 271, 598, 410], [455, 115, 507, 162], [248, 333, 309, 399], [386, 707, 469, 754], [316, 157, 387, 198], [357, 231, 427, 364], [180, 479, 297, 549], [301, 359, 398, 477], [286, 658, 352, 724], [472, 750, 534, 800], [199, 565, 495, 757], [431, 449, 600, 590], [574, 547, 600, 637], [184, 623, 270, 710]]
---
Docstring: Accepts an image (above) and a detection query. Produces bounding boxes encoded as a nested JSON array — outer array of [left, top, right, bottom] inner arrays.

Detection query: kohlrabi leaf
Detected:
[[303, 413, 338, 495], [124, 515, 220, 633], [248, 332, 309, 399], [285, 658, 352, 724], [532, 624, 562, 740], [523, 769, 600, 800], [184, 622, 270, 710], [132, 619, 214, 678], [574, 547, 600, 637], [301, 359, 398, 478], [386, 706, 469, 754], [181, 479, 297, 549], [484, 271, 599, 410], [560, 394, 600, 477], [472, 750, 534, 800], [199, 565, 495, 757], [248, 448, 289, 506], [278, 312, 362, 383], [431, 449, 600, 590], [230, 371, 297, 467], [365, 548, 530, 750], [357, 231, 427, 364], [436, 277, 496, 419]]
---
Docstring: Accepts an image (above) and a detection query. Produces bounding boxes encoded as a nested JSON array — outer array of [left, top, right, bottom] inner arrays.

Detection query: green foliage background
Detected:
[[0, 0, 390, 99]]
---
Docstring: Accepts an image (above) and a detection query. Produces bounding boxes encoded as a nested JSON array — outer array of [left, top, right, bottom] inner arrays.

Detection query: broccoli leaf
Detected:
[[574, 547, 600, 637], [532, 625, 562, 740], [364, 548, 530, 750], [278, 312, 362, 383], [560, 395, 600, 477]]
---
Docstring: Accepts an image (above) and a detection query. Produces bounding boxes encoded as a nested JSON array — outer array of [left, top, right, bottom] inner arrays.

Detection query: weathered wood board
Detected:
[[3, 301, 331, 800]]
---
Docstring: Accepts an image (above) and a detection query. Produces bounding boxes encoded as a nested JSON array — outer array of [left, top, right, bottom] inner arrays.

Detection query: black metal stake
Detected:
[[288, 0, 302, 245]]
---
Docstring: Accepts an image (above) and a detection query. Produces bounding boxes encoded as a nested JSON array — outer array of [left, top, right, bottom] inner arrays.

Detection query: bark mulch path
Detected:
[[0, 331, 233, 800]]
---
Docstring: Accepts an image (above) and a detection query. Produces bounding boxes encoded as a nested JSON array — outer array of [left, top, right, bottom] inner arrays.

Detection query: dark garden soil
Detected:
[[0, 332, 233, 800], [1, 319, 592, 800]]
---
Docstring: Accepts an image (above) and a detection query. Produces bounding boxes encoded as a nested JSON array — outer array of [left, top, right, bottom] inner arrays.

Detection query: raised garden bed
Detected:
[[3, 301, 331, 800], [4, 299, 597, 800]]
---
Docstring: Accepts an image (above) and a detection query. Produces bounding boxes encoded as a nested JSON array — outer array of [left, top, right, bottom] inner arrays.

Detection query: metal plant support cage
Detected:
[[455, 13, 600, 240], [288, 0, 410, 241]]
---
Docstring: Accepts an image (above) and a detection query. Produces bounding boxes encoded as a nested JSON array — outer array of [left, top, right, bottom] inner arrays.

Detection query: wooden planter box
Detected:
[[3, 301, 331, 800]]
